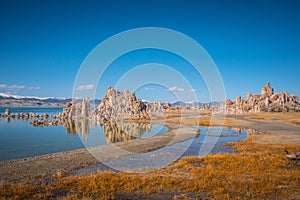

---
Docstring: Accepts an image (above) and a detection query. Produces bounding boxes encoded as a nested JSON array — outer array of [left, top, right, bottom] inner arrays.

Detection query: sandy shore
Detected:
[[1, 114, 299, 183]]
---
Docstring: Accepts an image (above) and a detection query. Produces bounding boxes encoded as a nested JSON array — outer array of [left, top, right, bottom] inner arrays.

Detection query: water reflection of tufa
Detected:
[[61, 118, 152, 143], [103, 122, 152, 143], [231, 127, 263, 136], [62, 118, 95, 137]]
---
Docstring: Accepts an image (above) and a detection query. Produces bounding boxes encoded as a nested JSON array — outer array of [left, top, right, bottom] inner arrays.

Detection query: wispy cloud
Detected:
[[167, 86, 196, 93], [0, 84, 40, 93], [188, 89, 196, 93], [168, 86, 184, 92], [28, 86, 40, 90], [145, 87, 155, 91], [75, 84, 94, 91]]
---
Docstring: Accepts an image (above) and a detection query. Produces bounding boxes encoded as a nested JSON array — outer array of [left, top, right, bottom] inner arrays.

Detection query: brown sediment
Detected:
[[167, 115, 241, 127], [239, 112, 300, 126], [226, 113, 300, 144]]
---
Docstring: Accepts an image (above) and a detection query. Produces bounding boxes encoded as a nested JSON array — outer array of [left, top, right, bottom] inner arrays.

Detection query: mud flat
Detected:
[[226, 113, 300, 144], [169, 111, 300, 145]]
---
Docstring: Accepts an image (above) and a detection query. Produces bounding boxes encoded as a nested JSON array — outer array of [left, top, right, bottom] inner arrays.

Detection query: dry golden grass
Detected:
[[165, 110, 208, 120], [1, 133, 299, 200]]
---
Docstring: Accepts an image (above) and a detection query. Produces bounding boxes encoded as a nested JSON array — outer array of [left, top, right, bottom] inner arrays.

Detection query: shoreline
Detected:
[[1, 113, 300, 199], [0, 121, 198, 182], [1, 114, 299, 183]]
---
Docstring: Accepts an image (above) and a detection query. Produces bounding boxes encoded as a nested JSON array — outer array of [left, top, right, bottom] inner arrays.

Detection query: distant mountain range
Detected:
[[143, 99, 222, 107], [0, 93, 100, 107], [0, 93, 72, 103], [0, 93, 221, 107], [170, 100, 222, 107]]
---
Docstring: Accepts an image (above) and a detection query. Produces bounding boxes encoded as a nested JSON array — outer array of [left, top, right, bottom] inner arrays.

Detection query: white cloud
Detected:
[[75, 84, 94, 91], [168, 86, 183, 92], [145, 87, 155, 91], [28, 86, 40, 90], [0, 84, 24, 90], [0, 84, 40, 93], [168, 86, 196, 93], [188, 89, 196, 93]]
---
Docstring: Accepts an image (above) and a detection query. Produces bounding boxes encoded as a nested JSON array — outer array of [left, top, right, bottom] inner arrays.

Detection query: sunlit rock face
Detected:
[[94, 87, 166, 122], [261, 82, 274, 97], [45, 87, 167, 125], [223, 82, 300, 113], [146, 101, 166, 117], [55, 98, 90, 119], [94, 87, 148, 122]]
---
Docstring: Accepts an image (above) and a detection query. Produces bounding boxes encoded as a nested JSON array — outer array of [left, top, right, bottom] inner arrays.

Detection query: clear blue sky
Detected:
[[0, 0, 299, 102]]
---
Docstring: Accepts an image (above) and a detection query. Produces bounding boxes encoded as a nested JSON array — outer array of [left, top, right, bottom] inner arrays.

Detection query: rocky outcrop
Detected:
[[54, 98, 90, 119], [146, 101, 165, 117], [94, 87, 167, 122], [223, 82, 300, 113], [2, 87, 168, 126], [94, 87, 148, 121], [261, 82, 274, 97], [201, 104, 210, 110], [25, 98, 92, 127], [0, 110, 51, 120], [44, 87, 167, 124]]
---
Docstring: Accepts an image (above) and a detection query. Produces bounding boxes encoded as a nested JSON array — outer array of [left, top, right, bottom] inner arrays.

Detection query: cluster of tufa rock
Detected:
[[94, 87, 167, 122], [24, 99, 91, 127], [48, 87, 169, 123], [223, 82, 300, 113], [53, 98, 90, 119], [0, 108, 50, 120], [0, 87, 170, 127], [94, 87, 148, 121]]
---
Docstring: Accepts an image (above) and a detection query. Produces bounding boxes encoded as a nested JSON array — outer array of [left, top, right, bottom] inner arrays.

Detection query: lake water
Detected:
[[72, 126, 249, 173], [0, 106, 63, 116], [0, 107, 168, 161]]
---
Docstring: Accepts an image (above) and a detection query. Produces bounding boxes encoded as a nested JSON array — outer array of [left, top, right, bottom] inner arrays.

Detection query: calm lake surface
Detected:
[[0, 107, 168, 161], [0, 106, 63, 116], [72, 126, 249, 173]]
